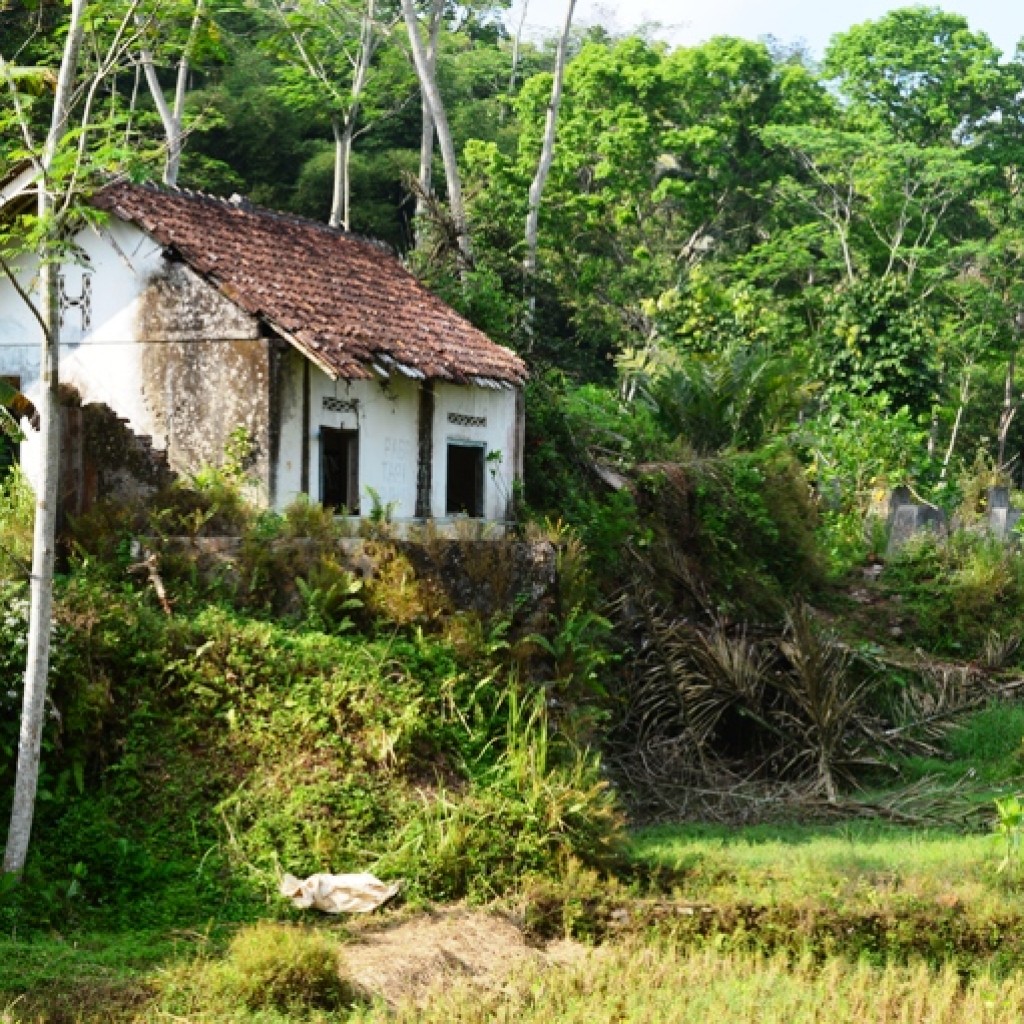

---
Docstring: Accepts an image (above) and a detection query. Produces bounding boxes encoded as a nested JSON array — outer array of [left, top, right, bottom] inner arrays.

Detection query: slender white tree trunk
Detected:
[[401, 0, 470, 267], [940, 362, 972, 483], [999, 325, 1019, 471], [4, 0, 87, 879], [330, 0, 376, 231], [414, 0, 442, 232], [505, 0, 530, 119], [139, 0, 205, 186], [330, 114, 347, 229], [523, 0, 575, 341]]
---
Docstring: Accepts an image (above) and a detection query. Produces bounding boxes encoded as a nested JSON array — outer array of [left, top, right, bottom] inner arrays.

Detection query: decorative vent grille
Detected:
[[58, 273, 92, 332], [448, 412, 486, 428], [323, 396, 359, 414]]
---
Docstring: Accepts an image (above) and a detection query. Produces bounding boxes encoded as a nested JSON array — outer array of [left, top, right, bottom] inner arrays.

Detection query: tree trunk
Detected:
[[414, 0, 443, 235], [504, 0, 529, 123], [523, 0, 575, 342], [401, 0, 470, 268], [926, 361, 946, 459], [940, 362, 972, 483], [330, 114, 348, 230], [139, 0, 205, 186], [335, 0, 376, 232], [4, 0, 87, 879], [998, 330, 1019, 472]]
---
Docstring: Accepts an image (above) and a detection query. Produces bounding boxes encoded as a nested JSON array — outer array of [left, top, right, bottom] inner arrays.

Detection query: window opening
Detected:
[[446, 443, 485, 517], [320, 427, 359, 513]]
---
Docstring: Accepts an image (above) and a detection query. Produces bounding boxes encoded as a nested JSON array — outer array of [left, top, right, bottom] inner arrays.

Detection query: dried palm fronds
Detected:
[[774, 604, 872, 803], [607, 579, 1018, 824]]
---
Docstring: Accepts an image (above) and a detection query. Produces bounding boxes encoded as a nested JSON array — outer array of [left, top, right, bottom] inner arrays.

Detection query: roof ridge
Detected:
[[108, 178, 395, 255]]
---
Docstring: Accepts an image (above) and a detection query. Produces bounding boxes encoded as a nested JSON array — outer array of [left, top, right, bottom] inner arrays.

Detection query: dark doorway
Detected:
[[446, 443, 484, 517], [321, 427, 359, 512]]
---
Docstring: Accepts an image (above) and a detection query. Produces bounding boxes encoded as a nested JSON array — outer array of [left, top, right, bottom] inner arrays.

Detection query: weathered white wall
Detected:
[[275, 357, 521, 521], [0, 219, 270, 495], [0, 216, 523, 520], [432, 382, 519, 522], [275, 355, 420, 515]]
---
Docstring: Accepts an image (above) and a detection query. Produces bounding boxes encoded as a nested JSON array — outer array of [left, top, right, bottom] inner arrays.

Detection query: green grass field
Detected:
[[9, 698, 1024, 1022], [632, 821, 997, 896]]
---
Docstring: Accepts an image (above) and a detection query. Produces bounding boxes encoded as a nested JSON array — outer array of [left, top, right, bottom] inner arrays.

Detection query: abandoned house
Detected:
[[0, 171, 527, 525]]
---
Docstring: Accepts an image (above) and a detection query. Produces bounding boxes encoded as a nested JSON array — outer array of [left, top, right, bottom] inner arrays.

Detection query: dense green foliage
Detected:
[[12, 5, 1024, 1020], [6, 1, 1024, 581], [0, 488, 624, 933]]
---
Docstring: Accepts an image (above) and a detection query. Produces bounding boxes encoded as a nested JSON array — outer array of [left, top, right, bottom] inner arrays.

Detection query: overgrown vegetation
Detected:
[[0, 481, 624, 937], [11, 2, 1024, 1019]]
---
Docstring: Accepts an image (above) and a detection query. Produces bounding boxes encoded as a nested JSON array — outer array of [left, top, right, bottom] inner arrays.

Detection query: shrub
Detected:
[[523, 376, 661, 573], [161, 922, 360, 1015], [0, 465, 32, 581], [883, 532, 1024, 659], [215, 923, 354, 1011], [634, 445, 824, 616]]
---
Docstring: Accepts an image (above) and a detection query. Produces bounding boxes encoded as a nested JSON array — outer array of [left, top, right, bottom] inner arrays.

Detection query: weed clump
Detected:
[[0, 465, 32, 579], [882, 532, 1024, 659], [213, 923, 357, 1011], [160, 922, 361, 1015]]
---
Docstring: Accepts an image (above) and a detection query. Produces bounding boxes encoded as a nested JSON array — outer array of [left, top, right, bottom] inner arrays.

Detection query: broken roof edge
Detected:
[[267, 323, 350, 382]]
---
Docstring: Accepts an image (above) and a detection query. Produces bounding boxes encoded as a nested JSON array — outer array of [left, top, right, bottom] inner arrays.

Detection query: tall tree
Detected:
[[522, 0, 573, 339], [138, 0, 208, 186], [2, 0, 147, 879], [824, 7, 1014, 147], [503, 36, 822, 362], [1, 0, 88, 880], [761, 125, 980, 289], [268, 0, 398, 230], [414, 0, 442, 231], [401, 0, 471, 265]]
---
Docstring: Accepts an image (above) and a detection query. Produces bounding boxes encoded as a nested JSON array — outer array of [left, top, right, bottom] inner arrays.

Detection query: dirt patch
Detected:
[[342, 907, 585, 1007]]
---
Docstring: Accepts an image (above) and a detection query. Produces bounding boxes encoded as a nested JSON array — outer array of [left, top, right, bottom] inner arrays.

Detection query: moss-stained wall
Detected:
[[136, 261, 273, 502]]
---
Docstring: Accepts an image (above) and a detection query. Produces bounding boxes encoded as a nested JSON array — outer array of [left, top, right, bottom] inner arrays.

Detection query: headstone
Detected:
[[989, 506, 1023, 541], [990, 507, 1011, 539], [988, 486, 1011, 511], [887, 504, 921, 554], [918, 504, 945, 531], [887, 487, 913, 526], [887, 502, 947, 555]]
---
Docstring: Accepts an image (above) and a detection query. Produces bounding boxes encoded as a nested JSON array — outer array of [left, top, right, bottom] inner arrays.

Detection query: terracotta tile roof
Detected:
[[94, 181, 527, 386]]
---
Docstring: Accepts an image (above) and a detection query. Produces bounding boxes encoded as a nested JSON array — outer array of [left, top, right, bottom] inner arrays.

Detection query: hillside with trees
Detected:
[[7, 2, 1024, 1021]]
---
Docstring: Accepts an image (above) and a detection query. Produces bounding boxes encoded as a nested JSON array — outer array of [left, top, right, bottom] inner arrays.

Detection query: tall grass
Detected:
[[376, 686, 625, 900], [350, 941, 1024, 1024], [13, 933, 1024, 1023], [882, 532, 1024, 659]]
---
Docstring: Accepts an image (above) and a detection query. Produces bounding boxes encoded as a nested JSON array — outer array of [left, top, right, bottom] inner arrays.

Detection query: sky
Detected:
[[510, 0, 1024, 60]]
